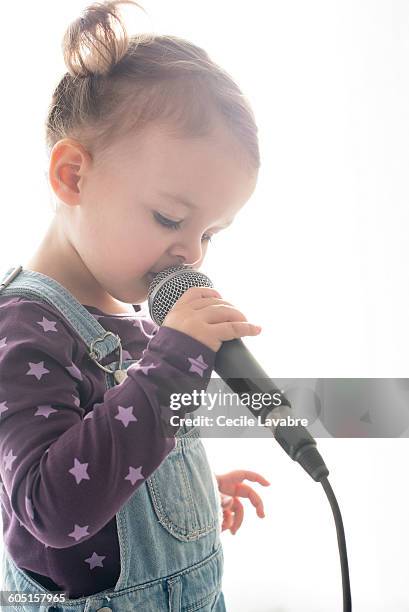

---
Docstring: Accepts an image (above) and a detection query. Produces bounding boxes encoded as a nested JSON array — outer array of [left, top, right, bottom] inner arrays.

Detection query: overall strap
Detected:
[[0, 266, 122, 368]]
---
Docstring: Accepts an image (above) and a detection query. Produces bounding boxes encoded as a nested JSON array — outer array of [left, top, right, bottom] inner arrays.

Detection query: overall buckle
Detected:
[[0, 265, 23, 292]]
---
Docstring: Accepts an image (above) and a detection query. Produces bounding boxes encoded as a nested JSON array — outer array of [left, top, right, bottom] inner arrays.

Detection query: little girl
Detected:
[[0, 1, 270, 610]]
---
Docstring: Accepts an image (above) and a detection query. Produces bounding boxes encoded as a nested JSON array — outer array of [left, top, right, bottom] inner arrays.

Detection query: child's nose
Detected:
[[168, 243, 204, 269]]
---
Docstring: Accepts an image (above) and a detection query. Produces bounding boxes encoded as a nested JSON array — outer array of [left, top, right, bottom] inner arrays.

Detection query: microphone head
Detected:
[[148, 264, 213, 325]]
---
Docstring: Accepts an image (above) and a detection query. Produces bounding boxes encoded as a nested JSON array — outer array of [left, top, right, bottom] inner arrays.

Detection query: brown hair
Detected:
[[45, 0, 260, 170]]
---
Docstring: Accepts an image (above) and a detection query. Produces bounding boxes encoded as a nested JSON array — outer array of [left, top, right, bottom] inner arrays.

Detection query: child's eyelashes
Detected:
[[153, 212, 182, 230], [153, 212, 212, 243]]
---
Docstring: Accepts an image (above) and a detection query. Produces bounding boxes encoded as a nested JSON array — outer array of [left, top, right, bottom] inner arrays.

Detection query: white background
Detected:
[[1, 1, 409, 610]]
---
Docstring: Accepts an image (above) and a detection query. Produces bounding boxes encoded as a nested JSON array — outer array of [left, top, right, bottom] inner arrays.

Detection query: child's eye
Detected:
[[153, 212, 212, 243], [154, 212, 182, 230]]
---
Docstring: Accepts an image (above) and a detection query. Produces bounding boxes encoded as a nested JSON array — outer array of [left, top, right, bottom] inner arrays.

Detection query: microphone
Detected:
[[149, 267, 354, 612], [148, 265, 329, 482]]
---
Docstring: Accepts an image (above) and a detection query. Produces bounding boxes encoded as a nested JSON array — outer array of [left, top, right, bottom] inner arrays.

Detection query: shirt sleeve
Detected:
[[0, 299, 216, 549]]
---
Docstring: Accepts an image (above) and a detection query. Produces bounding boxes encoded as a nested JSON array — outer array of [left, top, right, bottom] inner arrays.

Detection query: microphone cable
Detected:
[[321, 476, 352, 612], [273, 420, 352, 612]]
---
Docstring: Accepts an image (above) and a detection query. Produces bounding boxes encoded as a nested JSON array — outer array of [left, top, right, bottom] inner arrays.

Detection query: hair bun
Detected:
[[47, 3, 259, 171], [63, 0, 143, 77]]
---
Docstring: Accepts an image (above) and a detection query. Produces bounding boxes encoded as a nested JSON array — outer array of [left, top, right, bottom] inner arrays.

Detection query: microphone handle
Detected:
[[214, 338, 287, 420], [213, 338, 329, 482]]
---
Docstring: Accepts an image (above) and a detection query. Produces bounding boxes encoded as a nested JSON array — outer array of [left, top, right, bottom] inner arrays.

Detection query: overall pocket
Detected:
[[146, 431, 219, 542], [1, 551, 63, 612]]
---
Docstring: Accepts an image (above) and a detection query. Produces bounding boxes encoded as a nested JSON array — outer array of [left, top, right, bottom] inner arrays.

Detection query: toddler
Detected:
[[0, 1, 270, 610]]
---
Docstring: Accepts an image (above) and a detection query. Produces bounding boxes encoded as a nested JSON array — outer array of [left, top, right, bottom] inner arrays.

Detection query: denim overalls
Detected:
[[0, 266, 226, 612]]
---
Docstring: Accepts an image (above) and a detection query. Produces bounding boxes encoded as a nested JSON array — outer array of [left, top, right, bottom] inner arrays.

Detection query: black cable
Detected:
[[321, 476, 352, 612], [273, 425, 352, 609]]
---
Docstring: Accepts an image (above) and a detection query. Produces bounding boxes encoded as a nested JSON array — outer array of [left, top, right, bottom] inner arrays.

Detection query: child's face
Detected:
[[54, 122, 258, 304]]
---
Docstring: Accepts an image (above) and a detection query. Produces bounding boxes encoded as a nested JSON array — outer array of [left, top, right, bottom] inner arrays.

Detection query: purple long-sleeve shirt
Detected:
[[0, 295, 217, 598]]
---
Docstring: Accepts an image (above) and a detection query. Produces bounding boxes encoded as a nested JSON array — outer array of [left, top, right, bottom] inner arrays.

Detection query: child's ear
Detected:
[[48, 138, 92, 206]]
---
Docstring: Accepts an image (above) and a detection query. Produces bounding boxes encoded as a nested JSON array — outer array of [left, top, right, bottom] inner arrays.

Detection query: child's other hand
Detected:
[[215, 470, 271, 535]]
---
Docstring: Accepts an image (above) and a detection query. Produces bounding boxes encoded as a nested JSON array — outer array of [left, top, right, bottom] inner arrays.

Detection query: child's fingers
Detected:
[[217, 471, 271, 498], [223, 470, 270, 488], [240, 470, 271, 486], [230, 498, 244, 534], [234, 483, 265, 518], [220, 494, 233, 509], [221, 510, 234, 532]]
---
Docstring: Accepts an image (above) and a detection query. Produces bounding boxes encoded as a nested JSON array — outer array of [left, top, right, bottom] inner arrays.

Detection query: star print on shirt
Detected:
[[0, 401, 9, 416], [187, 355, 209, 377], [0, 337, 7, 350], [69, 524, 90, 542], [26, 361, 50, 381], [85, 552, 106, 569], [34, 405, 58, 418], [36, 317, 58, 333], [69, 458, 90, 484], [114, 405, 138, 428], [131, 361, 157, 375], [4, 449, 17, 471], [125, 465, 144, 486]]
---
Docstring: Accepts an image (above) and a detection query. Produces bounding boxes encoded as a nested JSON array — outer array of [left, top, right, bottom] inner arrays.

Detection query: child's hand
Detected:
[[162, 286, 262, 352], [215, 470, 271, 535]]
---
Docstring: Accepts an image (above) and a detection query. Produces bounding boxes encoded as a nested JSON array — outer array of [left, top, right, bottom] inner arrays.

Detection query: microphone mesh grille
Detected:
[[148, 265, 213, 325]]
